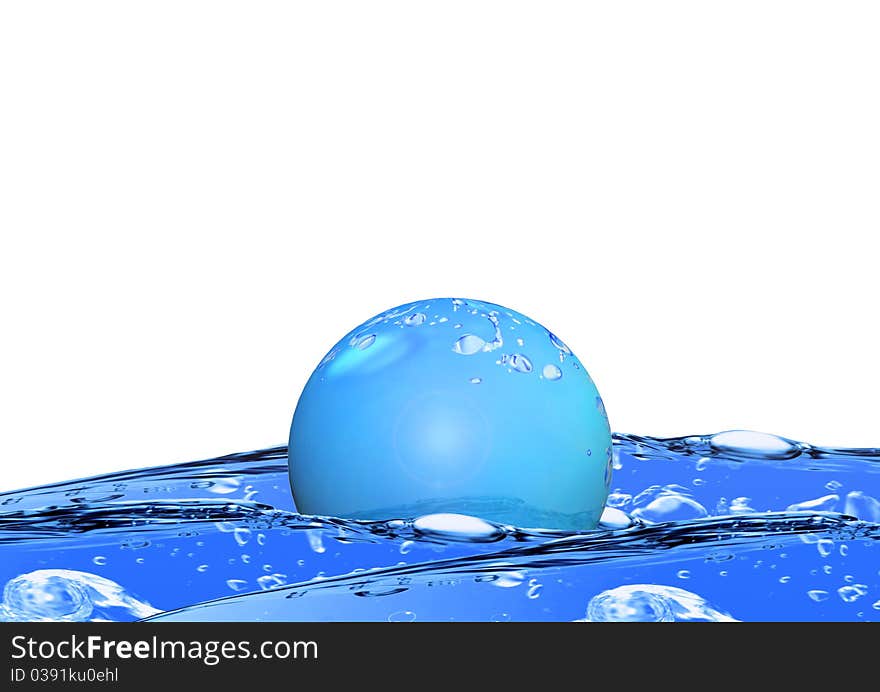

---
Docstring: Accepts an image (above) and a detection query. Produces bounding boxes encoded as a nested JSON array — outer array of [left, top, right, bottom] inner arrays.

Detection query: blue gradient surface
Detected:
[[288, 298, 612, 530]]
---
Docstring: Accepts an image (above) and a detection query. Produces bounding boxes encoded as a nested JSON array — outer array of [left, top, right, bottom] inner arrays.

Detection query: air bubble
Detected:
[[453, 334, 486, 355], [708, 430, 801, 460], [542, 364, 562, 381], [509, 354, 532, 373], [404, 313, 426, 326], [355, 334, 376, 350]]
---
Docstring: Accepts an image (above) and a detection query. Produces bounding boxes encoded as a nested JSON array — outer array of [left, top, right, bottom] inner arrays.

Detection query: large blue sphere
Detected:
[[288, 298, 612, 530]]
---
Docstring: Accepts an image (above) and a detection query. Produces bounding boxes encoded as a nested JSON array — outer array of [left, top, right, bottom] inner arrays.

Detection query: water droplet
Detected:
[[226, 579, 248, 592], [208, 477, 241, 494], [306, 530, 326, 554], [404, 313, 426, 326], [677, 570, 691, 580], [542, 364, 562, 380], [399, 540, 414, 555], [508, 354, 532, 373], [526, 579, 543, 599], [492, 571, 525, 588], [598, 506, 633, 529], [708, 430, 801, 460], [838, 584, 868, 603], [355, 334, 376, 350], [412, 513, 505, 543], [388, 610, 417, 622], [787, 494, 839, 513], [817, 539, 834, 557], [197, 564, 209, 573], [844, 491, 880, 522], [469, 377, 482, 384], [453, 334, 486, 355], [548, 332, 571, 359], [257, 574, 288, 590], [606, 492, 632, 508], [233, 527, 251, 547], [807, 589, 830, 602]]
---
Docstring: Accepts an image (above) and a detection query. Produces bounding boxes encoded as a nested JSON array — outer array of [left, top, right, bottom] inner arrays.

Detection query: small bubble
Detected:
[[606, 492, 632, 508], [197, 564, 209, 573], [677, 570, 691, 580], [399, 540, 414, 555], [516, 338, 524, 347], [807, 589, 830, 602], [695, 457, 710, 472], [388, 610, 417, 622], [92, 556, 107, 566], [208, 477, 241, 495], [453, 334, 486, 355], [493, 571, 525, 588], [823, 565, 833, 575], [233, 527, 251, 546], [491, 613, 511, 622], [779, 576, 791, 584], [719, 571, 728, 577], [838, 584, 868, 603], [542, 364, 562, 381], [306, 530, 326, 554], [469, 377, 482, 384], [296, 559, 306, 567], [817, 539, 834, 557], [355, 334, 376, 350], [257, 533, 266, 546], [404, 313, 426, 326], [526, 579, 543, 599], [257, 574, 288, 590], [509, 354, 532, 373], [840, 544, 849, 557], [825, 480, 843, 491], [226, 579, 248, 592], [844, 574, 854, 583], [692, 478, 705, 486], [262, 564, 273, 572], [135, 558, 145, 565], [241, 554, 251, 564], [872, 600, 880, 611]]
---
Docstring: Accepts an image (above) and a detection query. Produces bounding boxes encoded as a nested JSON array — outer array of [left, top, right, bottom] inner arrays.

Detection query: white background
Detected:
[[1, 2, 878, 493]]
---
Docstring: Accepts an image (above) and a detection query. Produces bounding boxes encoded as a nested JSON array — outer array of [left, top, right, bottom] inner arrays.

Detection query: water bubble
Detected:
[[729, 497, 756, 514], [453, 334, 486, 355], [677, 570, 691, 580], [692, 478, 705, 486], [542, 364, 562, 380], [816, 539, 834, 557], [226, 579, 248, 592], [825, 480, 843, 491], [257, 533, 266, 546], [241, 554, 251, 564], [843, 491, 880, 522], [779, 576, 791, 584], [695, 457, 710, 472], [92, 556, 107, 566], [404, 313, 426, 326], [526, 579, 543, 599], [807, 589, 830, 602], [196, 564, 209, 573], [388, 610, 417, 622], [548, 332, 571, 360], [469, 377, 482, 384], [708, 430, 801, 460], [492, 571, 525, 588], [844, 574, 854, 583], [787, 494, 839, 513], [306, 530, 326, 554], [399, 540, 414, 555], [508, 354, 532, 373], [208, 477, 241, 494], [632, 491, 708, 524], [838, 584, 868, 603], [229, 527, 251, 547], [412, 513, 505, 543], [872, 600, 880, 611], [840, 544, 849, 557], [355, 334, 376, 350], [823, 565, 833, 575], [586, 584, 736, 622], [135, 558, 145, 565], [598, 506, 633, 529], [491, 613, 511, 622], [296, 559, 306, 567], [257, 574, 288, 590], [719, 571, 728, 577], [516, 338, 524, 346]]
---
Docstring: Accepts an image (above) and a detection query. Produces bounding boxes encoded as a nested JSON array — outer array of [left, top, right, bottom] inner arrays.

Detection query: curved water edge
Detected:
[[1, 430, 878, 622]]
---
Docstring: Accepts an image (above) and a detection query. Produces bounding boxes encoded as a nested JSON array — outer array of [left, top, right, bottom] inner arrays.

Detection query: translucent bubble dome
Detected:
[[288, 298, 612, 530]]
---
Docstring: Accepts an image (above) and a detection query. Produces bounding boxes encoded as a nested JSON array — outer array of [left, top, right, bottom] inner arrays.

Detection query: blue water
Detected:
[[0, 430, 877, 622]]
